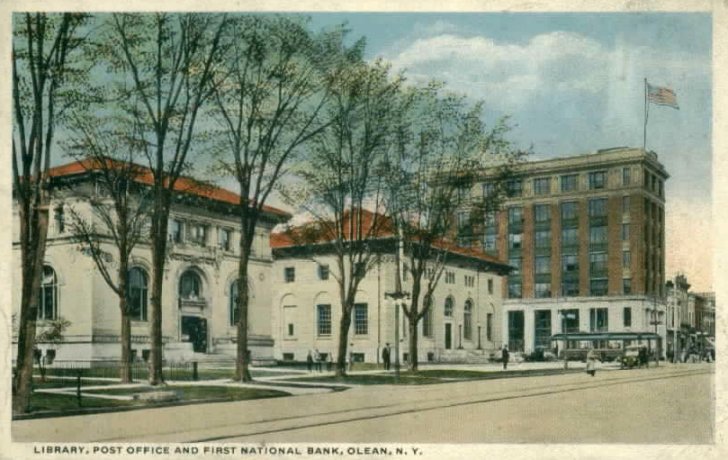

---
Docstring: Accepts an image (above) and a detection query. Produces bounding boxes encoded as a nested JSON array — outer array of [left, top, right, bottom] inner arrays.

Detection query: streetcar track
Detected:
[[188, 368, 710, 443]]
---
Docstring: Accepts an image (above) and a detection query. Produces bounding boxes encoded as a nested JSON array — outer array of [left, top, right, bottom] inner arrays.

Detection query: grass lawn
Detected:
[[31, 378, 119, 389], [26, 385, 288, 415]]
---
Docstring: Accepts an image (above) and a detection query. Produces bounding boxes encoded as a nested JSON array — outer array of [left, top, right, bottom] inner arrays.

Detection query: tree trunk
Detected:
[[407, 271, 422, 372], [408, 319, 419, 372], [335, 308, 353, 377], [120, 307, 132, 383], [13, 204, 50, 414], [148, 197, 170, 385], [235, 249, 252, 382]]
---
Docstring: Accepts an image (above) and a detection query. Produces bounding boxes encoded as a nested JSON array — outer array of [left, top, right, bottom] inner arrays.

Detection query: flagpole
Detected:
[[643, 78, 649, 152]]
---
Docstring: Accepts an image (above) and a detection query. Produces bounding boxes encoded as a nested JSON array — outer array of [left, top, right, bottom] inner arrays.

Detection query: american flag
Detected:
[[647, 83, 679, 109]]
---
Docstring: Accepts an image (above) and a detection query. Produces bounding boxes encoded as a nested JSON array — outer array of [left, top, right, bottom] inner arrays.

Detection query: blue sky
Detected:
[[305, 12, 712, 290]]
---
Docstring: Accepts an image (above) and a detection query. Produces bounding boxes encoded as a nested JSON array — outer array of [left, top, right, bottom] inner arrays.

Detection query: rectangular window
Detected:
[[508, 233, 523, 249], [589, 171, 607, 189], [508, 311, 525, 352], [562, 254, 578, 273], [623, 278, 632, 295], [464, 275, 475, 287], [534, 310, 552, 348], [284, 267, 295, 283], [590, 279, 608, 296], [486, 313, 493, 341], [508, 206, 523, 225], [534, 177, 551, 195], [589, 253, 608, 274], [623, 307, 632, 327], [506, 179, 523, 197], [508, 280, 522, 299], [54, 206, 65, 233], [508, 257, 522, 275], [354, 303, 368, 335], [483, 233, 497, 252], [621, 223, 630, 241], [622, 196, 631, 214], [317, 304, 332, 336], [561, 202, 578, 221], [445, 271, 455, 284], [561, 309, 579, 333], [562, 279, 579, 297], [534, 255, 550, 274], [588, 198, 607, 217], [561, 174, 578, 192], [561, 228, 578, 246], [589, 226, 607, 244], [170, 219, 183, 243], [622, 167, 631, 186], [589, 307, 609, 332], [487, 278, 494, 294], [287, 323, 294, 336], [622, 250, 631, 269], [508, 233, 523, 250], [219, 228, 231, 251], [189, 223, 207, 246], [533, 204, 551, 223], [535, 230, 551, 248], [318, 264, 329, 280], [535, 282, 551, 298]]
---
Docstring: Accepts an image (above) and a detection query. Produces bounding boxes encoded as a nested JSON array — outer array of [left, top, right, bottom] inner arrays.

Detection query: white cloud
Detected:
[[386, 30, 708, 117]]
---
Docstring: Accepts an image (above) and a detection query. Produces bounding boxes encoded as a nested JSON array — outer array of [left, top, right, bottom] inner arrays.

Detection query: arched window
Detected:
[[229, 280, 239, 326], [179, 270, 202, 300], [127, 267, 148, 321], [464, 299, 473, 340], [38, 265, 58, 320], [444, 296, 454, 317]]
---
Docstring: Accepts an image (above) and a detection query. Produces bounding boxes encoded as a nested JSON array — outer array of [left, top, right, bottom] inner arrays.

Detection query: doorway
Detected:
[[181, 316, 208, 353]]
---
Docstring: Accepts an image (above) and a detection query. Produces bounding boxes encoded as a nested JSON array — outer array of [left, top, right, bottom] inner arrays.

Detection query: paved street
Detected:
[[12, 363, 712, 444]]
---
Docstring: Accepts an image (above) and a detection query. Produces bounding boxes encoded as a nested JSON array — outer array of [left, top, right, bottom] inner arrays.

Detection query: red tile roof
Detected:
[[271, 209, 507, 266], [47, 158, 291, 219]]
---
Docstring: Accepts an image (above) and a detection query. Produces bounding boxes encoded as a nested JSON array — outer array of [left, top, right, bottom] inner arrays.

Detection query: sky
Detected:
[[301, 12, 713, 292]]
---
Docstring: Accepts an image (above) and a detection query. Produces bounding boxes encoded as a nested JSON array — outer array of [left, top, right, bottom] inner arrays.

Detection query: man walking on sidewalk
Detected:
[[502, 345, 510, 370]]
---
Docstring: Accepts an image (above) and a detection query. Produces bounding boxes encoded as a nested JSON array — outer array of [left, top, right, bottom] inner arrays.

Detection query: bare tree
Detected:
[[382, 84, 527, 371], [103, 13, 228, 384], [12, 12, 89, 414], [209, 15, 336, 381], [63, 116, 151, 383], [283, 58, 403, 377]]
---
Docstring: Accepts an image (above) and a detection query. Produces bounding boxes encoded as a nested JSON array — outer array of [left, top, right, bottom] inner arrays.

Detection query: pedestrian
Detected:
[[326, 353, 333, 371], [382, 343, 391, 371], [348, 350, 354, 372], [502, 345, 510, 370], [306, 350, 313, 372], [313, 348, 322, 372], [586, 348, 598, 377]]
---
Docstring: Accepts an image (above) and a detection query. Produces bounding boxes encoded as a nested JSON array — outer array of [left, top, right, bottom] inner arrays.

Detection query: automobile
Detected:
[[620, 345, 644, 369]]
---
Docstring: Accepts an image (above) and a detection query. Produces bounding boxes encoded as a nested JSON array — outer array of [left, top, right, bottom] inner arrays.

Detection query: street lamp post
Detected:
[[385, 291, 409, 379]]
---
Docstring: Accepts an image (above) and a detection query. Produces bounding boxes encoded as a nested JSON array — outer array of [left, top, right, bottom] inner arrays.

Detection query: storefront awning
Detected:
[[550, 332, 661, 341]]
